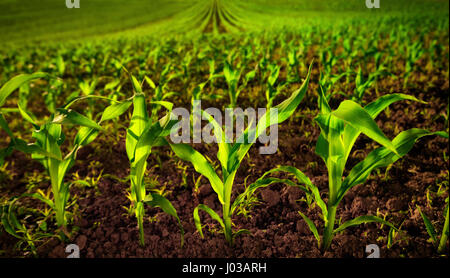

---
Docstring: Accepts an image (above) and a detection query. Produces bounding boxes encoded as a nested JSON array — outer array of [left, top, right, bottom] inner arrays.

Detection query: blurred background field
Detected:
[[0, 0, 448, 44]]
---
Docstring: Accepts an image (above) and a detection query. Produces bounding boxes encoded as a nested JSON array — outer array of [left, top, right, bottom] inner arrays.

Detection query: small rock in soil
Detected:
[[261, 189, 280, 207]]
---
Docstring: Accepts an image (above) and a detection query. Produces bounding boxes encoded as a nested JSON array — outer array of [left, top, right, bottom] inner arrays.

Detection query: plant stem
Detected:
[[322, 205, 337, 251], [136, 202, 145, 246], [438, 204, 449, 254], [223, 171, 236, 245], [223, 206, 232, 245]]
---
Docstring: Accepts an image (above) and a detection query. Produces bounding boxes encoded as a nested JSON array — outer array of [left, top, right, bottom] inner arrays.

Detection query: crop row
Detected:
[[0, 58, 448, 255]]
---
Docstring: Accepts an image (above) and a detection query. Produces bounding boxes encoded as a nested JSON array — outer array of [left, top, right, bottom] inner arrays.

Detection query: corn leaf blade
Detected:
[[193, 204, 225, 238], [0, 72, 50, 107], [334, 215, 396, 234], [169, 143, 224, 204]]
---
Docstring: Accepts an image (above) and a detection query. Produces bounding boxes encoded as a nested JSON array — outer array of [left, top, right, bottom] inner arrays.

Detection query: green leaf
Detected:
[[229, 62, 313, 172], [233, 229, 251, 239], [387, 227, 395, 249], [132, 106, 176, 165], [193, 204, 225, 239], [268, 65, 280, 86], [0, 114, 14, 138], [126, 93, 148, 161], [223, 61, 234, 84], [63, 95, 118, 109], [245, 70, 256, 82], [202, 110, 230, 173], [145, 76, 156, 89], [14, 138, 61, 161], [21, 193, 55, 209], [1, 207, 21, 238], [145, 193, 184, 246], [74, 126, 99, 147], [56, 55, 65, 76], [342, 93, 424, 161], [100, 100, 132, 123], [270, 62, 313, 124], [334, 215, 397, 234], [263, 166, 328, 222], [315, 133, 329, 164], [298, 211, 321, 246], [317, 84, 332, 114], [53, 109, 102, 130], [231, 177, 305, 215], [332, 100, 398, 155], [131, 75, 143, 94], [417, 206, 438, 244], [0, 72, 50, 107], [339, 129, 447, 202], [169, 143, 224, 204], [17, 103, 38, 128], [438, 198, 449, 253], [132, 120, 163, 164], [104, 79, 120, 91], [149, 101, 174, 112]]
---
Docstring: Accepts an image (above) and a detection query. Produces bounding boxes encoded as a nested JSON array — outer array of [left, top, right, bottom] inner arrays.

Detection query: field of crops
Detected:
[[0, 0, 449, 258]]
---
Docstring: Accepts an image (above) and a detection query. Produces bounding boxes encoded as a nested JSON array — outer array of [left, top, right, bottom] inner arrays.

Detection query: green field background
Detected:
[[0, 0, 448, 44]]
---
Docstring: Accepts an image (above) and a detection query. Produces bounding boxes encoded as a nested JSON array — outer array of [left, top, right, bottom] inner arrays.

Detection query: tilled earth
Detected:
[[0, 74, 449, 258]]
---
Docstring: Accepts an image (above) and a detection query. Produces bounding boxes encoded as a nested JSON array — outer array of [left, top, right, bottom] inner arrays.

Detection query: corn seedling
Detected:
[[1, 72, 134, 233], [417, 198, 449, 254], [265, 63, 282, 110], [19, 96, 131, 233], [259, 87, 449, 251], [1, 197, 56, 257], [223, 60, 242, 108], [168, 63, 312, 245], [125, 74, 184, 246], [318, 71, 348, 101], [404, 41, 425, 87]]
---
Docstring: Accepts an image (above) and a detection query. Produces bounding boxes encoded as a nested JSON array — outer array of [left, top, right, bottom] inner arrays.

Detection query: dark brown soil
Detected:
[[0, 57, 449, 258], [1, 82, 446, 259]]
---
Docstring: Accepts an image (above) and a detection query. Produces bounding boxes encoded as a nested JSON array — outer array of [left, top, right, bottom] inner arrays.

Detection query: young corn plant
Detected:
[[168, 64, 312, 245], [1, 197, 56, 257], [318, 70, 348, 102], [223, 60, 256, 108], [265, 64, 282, 110], [258, 87, 449, 251], [352, 66, 390, 103], [404, 41, 424, 88], [417, 198, 449, 254], [0, 72, 133, 233], [223, 60, 242, 108], [19, 93, 133, 234], [125, 74, 184, 247], [353, 66, 376, 103]]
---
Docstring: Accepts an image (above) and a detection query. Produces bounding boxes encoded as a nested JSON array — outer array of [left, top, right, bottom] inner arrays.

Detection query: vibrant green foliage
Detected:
[[0, 0, 448, 257], [125, 74, 184, 246], [418, 198, 449, 253], [260, 89, 448, 251], [170, 63, 312, 244]]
